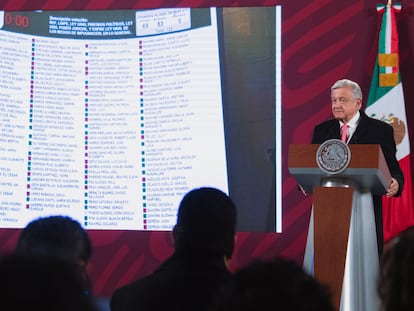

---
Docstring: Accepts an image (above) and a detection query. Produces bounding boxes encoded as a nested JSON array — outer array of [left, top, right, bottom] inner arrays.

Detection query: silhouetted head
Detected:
[[15, 215, 92, 265], [378, 225, 414, 311], [173, 187, 237, 259], [15, 215, 93, 293], [0, 253, 96, 311], [210, 258, 336, 311]]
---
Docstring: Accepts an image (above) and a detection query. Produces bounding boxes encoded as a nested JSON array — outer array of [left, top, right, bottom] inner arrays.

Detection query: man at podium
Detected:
[[312, 78, 404, 258]]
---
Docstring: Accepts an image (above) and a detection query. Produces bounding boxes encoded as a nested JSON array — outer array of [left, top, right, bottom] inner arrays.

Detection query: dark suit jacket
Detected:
[[110, 250, 232, 311], [311, 110, 404, 256]]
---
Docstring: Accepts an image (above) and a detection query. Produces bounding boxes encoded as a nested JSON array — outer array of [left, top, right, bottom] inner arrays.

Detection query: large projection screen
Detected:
[[0, 7, 282, 232]]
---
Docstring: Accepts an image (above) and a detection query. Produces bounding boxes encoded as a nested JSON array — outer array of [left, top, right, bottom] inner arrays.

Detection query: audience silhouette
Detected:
[[0, 253, 97, 311], [378, 225, 414, 311], [16, 215, 92, 292], [111, 186, 237, 311], [15, 215, 109, 311], [209, 258, 336, 311]]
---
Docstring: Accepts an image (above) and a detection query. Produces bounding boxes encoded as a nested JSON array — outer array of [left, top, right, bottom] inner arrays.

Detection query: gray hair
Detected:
[[331, 79, 362, 100]]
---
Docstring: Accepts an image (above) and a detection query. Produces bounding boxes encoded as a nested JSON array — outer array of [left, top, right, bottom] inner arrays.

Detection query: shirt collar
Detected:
[[340, 111, 360, 129]]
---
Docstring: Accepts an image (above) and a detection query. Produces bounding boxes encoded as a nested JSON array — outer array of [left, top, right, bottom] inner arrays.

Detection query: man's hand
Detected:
[[386, 178, 399, 198]]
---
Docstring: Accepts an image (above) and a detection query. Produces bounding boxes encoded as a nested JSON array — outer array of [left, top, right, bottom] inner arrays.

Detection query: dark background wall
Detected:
[[1, 0, 414, 297]]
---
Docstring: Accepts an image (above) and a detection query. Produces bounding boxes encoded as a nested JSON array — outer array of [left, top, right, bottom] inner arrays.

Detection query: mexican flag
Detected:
[[366, 2, 414, 242]]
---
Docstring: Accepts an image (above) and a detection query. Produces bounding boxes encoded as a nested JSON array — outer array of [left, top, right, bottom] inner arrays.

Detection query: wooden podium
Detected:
[[288, 144, 391, 310]]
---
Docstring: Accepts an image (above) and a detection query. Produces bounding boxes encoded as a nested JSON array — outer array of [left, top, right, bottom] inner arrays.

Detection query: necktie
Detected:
[[341, 124, 348, 143]]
